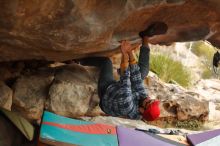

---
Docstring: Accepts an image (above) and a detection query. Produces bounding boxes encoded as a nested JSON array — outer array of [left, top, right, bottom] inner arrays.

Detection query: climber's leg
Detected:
[[79, 57, 115, 97]]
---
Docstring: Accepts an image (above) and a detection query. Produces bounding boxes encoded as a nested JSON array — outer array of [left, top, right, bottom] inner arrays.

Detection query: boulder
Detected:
[[146, 73, 209, 121], [12, 72, 54, 120], [1, 0, 220, 61], [0, 81, 13, 110], [46, 64, 104, 118]]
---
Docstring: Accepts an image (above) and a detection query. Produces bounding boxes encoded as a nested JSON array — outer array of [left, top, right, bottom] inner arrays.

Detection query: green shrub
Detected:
[[150, 54, 191, 87], [201, 64, 213, 79], [192, 41, 215, 59], [191, 41, 216, 79], [175, 119, 202, 130]]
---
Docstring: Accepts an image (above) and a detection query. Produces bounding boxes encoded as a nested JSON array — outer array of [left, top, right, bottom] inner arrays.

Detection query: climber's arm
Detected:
[[120, 41, 130, 75]]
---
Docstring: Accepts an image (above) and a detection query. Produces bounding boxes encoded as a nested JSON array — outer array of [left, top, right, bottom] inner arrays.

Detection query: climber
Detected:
[[80, 42, 159, 121], [101, 39, 160, 120]]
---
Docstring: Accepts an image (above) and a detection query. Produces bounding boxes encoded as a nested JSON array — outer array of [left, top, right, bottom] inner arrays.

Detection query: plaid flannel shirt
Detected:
[[101, 64, 148, 119]]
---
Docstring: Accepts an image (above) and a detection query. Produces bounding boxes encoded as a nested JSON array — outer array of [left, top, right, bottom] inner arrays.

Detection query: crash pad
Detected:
[[187, 129, 220, 146], [0, 108, 34, 141], [40, 111, 118, 146], [117, 126, 185, 146]]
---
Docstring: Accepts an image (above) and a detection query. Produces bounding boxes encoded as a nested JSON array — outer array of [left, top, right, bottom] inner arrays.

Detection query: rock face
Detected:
[[0, 81, 13, 110], [1, 0, 220, 62], [13, 73, 54, 120]]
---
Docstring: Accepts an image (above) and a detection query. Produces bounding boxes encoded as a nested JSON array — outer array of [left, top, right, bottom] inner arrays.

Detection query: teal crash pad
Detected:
[[40, 111, 118, 146]]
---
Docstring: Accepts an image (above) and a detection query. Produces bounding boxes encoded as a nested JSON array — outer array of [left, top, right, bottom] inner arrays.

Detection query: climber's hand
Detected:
[[120, 40, 131, 55]]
